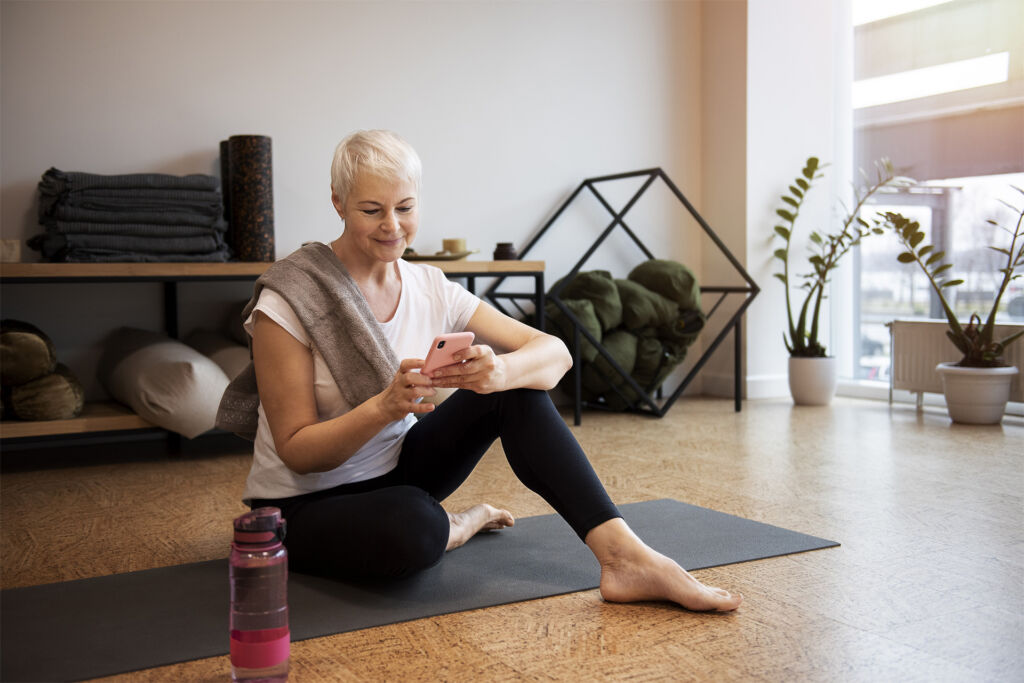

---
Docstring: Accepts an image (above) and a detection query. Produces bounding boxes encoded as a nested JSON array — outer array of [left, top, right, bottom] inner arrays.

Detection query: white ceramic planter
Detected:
[[788, 357, 838, 406], [936, 362, 1020, 425]]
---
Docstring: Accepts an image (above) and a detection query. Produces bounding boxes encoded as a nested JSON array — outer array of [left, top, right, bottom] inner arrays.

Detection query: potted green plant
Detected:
[[878, 190, 1023, 424], [772, 156, 909, 404]]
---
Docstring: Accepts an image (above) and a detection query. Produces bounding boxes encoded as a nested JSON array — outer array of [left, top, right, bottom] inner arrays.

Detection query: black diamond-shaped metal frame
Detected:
[[484, 168, 759, 425]]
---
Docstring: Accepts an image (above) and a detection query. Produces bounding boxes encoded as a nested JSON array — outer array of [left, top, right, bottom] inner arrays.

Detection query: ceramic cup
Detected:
[[442, 238, 466, 254], [493, 242, 518, 260]]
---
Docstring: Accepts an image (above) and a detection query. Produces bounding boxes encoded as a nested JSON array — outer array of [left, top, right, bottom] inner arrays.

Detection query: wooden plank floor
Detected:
[[2, 397, 1021, 682]]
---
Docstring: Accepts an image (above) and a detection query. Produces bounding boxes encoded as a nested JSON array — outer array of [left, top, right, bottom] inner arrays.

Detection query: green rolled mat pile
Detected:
[[545, 259, 706, 410]]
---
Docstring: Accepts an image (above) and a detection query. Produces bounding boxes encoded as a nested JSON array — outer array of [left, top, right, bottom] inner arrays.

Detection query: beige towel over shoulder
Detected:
[[215, 242, 398, 440]]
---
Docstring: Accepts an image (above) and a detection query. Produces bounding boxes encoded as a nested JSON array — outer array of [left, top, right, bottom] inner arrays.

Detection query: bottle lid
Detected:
[[233, 506, 286, 545]]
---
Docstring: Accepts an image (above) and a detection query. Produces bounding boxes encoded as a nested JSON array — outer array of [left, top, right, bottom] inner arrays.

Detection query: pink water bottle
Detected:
[[230, 507, 289, 682]]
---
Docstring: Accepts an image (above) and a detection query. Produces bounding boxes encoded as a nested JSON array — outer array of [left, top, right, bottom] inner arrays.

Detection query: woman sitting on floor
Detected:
[[218, 129, 742, 612]]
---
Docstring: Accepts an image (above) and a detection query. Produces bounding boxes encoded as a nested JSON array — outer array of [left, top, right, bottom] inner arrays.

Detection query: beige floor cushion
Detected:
[[1, 319, 57, 386], [9, 363, 84, 421], [184, 329, 250, 381], [99, 327, 229, 438]]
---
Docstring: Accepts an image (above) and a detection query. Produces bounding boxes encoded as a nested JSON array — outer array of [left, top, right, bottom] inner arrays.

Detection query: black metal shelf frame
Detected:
[[0, 272, 262, 340], [484, 168, 759, 425], [444, 269, 546, 333]]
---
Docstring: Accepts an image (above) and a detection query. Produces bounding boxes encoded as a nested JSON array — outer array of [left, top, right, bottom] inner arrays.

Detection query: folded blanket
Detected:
[[44, 205, 226, 228], [59, 197, 222, 214], [46, 221, 225, 237], [31, 168, 231, 263], [38, 188, 223, 218], [29, 232, 224, 258], [59, 188, 223, 202], [60, 248, 232, 263], [40, 167, 220, 194]]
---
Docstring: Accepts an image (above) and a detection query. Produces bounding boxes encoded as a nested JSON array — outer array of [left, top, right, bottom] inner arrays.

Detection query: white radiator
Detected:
[[889, 319, 1024, 403]]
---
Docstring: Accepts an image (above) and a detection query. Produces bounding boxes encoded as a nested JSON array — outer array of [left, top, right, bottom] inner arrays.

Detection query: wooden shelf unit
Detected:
[[0, 260, 544, 280], [1, 259, 545, 441], [0, 261, 270, 282], [0, 402, 153, 439]]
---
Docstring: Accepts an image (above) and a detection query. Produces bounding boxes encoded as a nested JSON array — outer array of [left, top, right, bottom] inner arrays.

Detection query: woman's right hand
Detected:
[[256, 316, 431, 475], [374, 358, 437, 422]]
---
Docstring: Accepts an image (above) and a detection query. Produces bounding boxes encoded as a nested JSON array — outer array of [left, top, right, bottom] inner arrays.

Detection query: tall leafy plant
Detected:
[[878, 189, 1024, 367], [772, 157, 909, 357]]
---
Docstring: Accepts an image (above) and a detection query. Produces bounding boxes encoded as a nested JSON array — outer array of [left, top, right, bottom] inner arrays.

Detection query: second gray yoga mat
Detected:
[[0, 499, 838, 682]]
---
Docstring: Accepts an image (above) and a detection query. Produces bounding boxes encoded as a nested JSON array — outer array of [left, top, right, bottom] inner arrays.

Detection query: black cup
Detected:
[[493, 242, 518, 260]]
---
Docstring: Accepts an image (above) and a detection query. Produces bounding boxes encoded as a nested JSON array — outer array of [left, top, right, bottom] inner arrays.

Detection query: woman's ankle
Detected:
[[585, 517, 645, 567]]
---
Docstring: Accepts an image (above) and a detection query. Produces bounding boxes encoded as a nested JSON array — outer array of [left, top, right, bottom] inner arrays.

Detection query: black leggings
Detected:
[[252, 389, 620, 579]]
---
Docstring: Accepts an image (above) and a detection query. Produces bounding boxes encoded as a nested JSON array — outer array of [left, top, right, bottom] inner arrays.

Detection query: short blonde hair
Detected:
[[330, 130, 422, 206]]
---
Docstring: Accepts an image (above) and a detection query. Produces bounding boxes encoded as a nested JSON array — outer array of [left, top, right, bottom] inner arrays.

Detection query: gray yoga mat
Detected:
[[1, 499, 837, 682]]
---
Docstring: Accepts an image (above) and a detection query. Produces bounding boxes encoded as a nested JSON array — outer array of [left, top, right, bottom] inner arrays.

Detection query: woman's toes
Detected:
[[447, 504, 514, 551], [493, 509, 514, 528]]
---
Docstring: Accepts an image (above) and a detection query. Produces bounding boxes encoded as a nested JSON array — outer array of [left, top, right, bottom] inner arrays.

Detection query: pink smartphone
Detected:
[[422, 332, 475, 375]]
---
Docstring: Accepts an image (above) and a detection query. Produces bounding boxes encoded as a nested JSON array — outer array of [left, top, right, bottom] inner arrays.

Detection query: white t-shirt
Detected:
[[241, 259, 481, 502]]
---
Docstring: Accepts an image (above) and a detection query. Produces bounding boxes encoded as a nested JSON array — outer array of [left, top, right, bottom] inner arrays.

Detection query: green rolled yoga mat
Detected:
[[0, 499, 837, 682]]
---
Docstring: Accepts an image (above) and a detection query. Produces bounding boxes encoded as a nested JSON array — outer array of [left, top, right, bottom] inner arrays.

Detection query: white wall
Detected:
[[687, 0, 854, 400], [744, 0, 853, 398], [696, 0, 749, 397], [1, 0, 700, 260], [0, 0, 707, 401], [2, 0, 857, 406]]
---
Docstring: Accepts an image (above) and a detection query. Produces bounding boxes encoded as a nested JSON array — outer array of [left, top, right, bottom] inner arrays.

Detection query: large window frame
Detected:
[[838, 0, 1024, 403]]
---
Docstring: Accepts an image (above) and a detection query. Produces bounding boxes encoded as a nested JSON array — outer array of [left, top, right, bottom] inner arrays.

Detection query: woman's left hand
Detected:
[[425, 344, 509, 394]]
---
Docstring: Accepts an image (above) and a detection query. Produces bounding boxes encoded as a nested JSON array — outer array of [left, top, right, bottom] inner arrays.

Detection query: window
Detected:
[[855, 175, 1024, 381], [847, 0, 1024, 385]]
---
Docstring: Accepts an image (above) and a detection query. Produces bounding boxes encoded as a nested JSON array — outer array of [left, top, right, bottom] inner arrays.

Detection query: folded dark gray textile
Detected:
[[61, 248, 232, 263], [60, 188, 223, 202], [45, 204, 226, 228], [38, 189, 222, 219], [60, 197, 222, 214], [31, 169, 232, 263], [47, 221, 225, 237], [40, 167, 220, 194], [29, 232, 224, 258]]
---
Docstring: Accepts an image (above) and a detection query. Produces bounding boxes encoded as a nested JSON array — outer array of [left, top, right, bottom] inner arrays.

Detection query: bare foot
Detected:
[[587, 518, 742, 612], [446, 503, 515, 551]]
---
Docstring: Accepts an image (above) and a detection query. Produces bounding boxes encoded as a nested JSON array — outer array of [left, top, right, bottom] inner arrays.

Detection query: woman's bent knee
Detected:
[[363, 487, 449, 577], [283, 485, 450, 579]]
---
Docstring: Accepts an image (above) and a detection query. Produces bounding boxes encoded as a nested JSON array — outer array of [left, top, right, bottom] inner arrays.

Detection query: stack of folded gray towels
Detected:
[[28, 167, 231, 262]]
